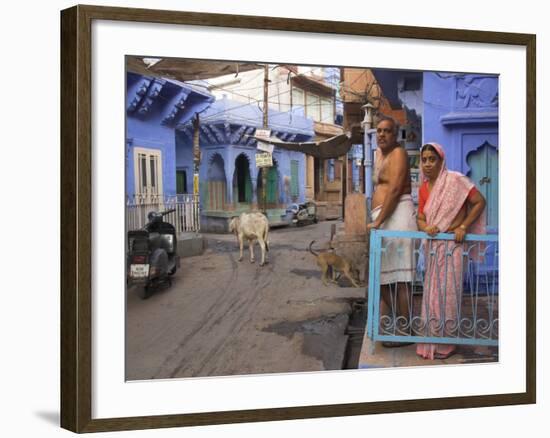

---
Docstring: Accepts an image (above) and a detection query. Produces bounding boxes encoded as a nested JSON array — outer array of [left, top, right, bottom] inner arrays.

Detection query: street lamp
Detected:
[[361, 102, 375, 211]]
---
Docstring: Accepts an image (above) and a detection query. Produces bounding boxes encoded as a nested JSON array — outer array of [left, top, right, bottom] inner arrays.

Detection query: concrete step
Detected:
[[177, 233, 205, 258]]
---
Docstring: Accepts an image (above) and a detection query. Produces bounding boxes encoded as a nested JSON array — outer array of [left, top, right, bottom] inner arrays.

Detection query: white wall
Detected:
[[1, 0, 547, 437], [207, 68, 265, 103], [207, 66, 296, 113], [207, 65, 335, 120]]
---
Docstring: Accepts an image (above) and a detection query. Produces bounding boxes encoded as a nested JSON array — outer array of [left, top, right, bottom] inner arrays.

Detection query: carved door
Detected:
[[467, 142, 498, 231]]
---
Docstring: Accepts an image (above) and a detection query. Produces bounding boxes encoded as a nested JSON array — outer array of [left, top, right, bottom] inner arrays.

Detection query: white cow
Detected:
[[229, 212, 270, 266]]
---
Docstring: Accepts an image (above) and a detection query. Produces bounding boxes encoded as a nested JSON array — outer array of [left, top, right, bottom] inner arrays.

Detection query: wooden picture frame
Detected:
[[60, 4, 536, 433]]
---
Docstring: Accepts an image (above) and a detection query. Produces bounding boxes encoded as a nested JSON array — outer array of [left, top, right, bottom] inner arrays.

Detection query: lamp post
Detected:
[[361, 102, 374, 212], [262, 64, 269, 214]]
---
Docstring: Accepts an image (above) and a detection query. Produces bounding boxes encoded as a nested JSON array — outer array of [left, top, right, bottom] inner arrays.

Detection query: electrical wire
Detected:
[[131, 63, 374, 126]]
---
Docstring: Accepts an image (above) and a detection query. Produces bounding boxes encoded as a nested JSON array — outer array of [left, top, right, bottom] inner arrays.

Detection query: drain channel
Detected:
[[343, 298, 367, 369]]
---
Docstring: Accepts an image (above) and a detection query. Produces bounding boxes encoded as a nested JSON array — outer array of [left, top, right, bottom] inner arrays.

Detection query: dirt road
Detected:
[[126, 220, 366, 380]]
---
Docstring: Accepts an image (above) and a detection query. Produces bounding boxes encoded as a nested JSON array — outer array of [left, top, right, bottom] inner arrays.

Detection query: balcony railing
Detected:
[[126, 194, 200, 233], [366, 229, 498, 352]]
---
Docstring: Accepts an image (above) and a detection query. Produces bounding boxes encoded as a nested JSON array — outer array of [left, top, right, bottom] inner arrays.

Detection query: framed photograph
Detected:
[[60, 4, 536, 433]]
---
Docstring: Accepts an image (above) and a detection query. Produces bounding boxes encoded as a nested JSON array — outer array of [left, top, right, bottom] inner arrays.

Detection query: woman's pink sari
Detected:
[[416, 143, 486, 360]]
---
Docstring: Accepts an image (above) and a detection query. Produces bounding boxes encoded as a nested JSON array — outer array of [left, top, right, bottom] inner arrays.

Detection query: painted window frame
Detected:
[[133, 146, 163, 202]]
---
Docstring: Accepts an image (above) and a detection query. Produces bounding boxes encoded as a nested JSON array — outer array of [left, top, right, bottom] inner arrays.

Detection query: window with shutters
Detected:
[[320, 97, 334, 123], [292, 87, 305, 112], [133, 147, 163, 203], [306, 93, 320, 121]]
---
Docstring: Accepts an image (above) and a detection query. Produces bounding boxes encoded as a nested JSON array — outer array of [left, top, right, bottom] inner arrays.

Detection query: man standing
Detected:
[[367, 116, 416, 347]]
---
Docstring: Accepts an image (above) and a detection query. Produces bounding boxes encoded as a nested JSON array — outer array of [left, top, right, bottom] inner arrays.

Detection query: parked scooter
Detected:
[[127, 209, 180, 299], [284, 201, 318, 227]]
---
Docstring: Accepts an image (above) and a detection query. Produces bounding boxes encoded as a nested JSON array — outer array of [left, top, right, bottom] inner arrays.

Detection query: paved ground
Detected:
[[358, 295, 498, 368], [358, 336, 499, 369], [126, 220, 366, 380], [126, 220, 497, 380]]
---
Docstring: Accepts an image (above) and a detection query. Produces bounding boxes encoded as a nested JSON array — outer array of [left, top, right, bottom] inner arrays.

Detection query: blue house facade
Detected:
[[126, 72, 214, 202], [176, 97, 315, 232], [126, 72, 315, 233], [422, 72, 499, 233]]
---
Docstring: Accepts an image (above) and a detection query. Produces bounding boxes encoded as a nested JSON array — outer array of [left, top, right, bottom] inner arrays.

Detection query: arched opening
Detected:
[[207, 154, 227, 211], [466, 142, 498, 231], [233, 154, 252, 205]]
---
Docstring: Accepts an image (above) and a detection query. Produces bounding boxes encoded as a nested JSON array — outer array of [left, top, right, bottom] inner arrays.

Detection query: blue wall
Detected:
[[126, 73, 213, 199], [421, 72, 500, 281], [176, 97, 314, 210], [127, 74, 313, 210], [422, 72, 499, 174]]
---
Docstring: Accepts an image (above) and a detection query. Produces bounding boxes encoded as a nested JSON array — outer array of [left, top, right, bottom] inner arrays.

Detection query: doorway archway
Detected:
[[206, 154, 227, 210], [233, 154, 252, 205]]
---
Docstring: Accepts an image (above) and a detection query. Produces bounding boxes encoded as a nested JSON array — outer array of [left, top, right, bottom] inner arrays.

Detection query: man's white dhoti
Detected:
[[371, 195, 417, 285]]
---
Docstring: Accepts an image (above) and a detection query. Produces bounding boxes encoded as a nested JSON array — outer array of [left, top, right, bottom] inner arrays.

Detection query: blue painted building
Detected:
[[126, 72, 214, 202], [126, 71, 315, 232], [422, 72, 499, 233], [176, 96, 315, 232]]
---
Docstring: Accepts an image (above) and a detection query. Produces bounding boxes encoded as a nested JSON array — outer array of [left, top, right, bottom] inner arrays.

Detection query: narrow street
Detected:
[[126, 221, 366, 380]]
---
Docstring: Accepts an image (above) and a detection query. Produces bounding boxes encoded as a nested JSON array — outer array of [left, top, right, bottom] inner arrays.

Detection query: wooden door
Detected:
[[467, 142, 498, 231]]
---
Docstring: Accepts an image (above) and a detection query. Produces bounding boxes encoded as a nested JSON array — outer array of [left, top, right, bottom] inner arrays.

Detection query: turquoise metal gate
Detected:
[[367, 229, 499, 351]]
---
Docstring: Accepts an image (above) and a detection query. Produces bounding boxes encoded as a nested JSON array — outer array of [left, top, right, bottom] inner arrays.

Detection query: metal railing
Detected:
[[366, 229, 498, 351], [126, 194, 201, 233]]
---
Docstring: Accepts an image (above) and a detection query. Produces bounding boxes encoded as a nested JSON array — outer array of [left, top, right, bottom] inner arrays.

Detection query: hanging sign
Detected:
[[255, 128, 271, 140], [255, 128, 274, 153], [256, 152, 273, 168], [257, 141, 274, 154]]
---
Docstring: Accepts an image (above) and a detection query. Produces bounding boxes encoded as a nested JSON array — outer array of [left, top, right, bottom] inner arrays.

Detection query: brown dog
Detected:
[[308, 241, 360, 288]]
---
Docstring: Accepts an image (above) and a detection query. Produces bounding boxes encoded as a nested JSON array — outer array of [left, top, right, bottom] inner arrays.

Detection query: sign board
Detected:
[[255, 128, 271, 140], [256, 152, 273, 168], [257, 141, 274, 154]]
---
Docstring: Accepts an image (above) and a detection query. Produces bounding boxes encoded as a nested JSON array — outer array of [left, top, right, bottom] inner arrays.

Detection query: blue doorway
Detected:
[[467, 142, 498, 232]]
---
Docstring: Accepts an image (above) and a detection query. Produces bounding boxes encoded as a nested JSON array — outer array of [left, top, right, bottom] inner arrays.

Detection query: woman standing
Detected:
[[416, 143, 486, 360]]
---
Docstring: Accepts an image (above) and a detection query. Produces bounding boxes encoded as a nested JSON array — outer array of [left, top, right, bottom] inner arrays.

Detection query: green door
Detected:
[[467, 143, 498, 231], [290, 160, 299, 199], [266, 167, 278, 204]]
